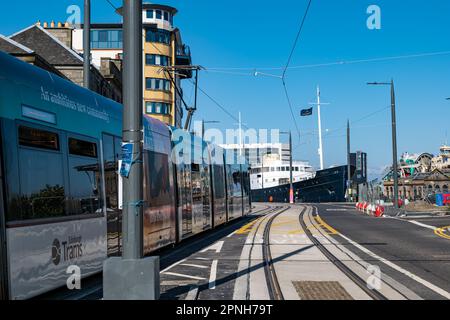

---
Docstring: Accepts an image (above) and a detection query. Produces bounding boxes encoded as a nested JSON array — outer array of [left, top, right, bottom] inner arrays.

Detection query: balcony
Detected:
[[175, 44, 192, 78]]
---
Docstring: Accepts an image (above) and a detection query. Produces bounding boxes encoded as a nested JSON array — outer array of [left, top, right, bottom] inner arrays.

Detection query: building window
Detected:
[[146, 9, 154, 19], [145, 28, 170, 45], [146, 78, 171, 91], [155, 10, 162, 19], [145, 102, 170, 115], [91, 29, 123, 49], [145, 54, 170, 66]]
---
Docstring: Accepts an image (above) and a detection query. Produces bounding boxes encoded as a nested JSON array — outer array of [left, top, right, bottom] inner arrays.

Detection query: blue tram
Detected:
[[0, 52, 251, 300]]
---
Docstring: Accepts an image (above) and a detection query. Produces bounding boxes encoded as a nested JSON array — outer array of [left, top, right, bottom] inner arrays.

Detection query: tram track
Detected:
[[39, 205, 274, 300], [244, 205, 290, 300], [262, 206, 290, 300], [299, 206, 388, 301]]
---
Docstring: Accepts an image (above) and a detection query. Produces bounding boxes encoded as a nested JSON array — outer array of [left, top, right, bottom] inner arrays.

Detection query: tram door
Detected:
[[0, 128, 8, 299]]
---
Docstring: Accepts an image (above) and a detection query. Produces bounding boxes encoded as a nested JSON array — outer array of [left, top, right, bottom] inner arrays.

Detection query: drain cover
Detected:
[[293, 281, 353, 300]]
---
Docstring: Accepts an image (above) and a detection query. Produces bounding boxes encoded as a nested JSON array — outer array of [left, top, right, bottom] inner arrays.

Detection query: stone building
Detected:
[[0, 34, 68, 79], [2, 23, 122, 103], [383, 147, 450, 201]]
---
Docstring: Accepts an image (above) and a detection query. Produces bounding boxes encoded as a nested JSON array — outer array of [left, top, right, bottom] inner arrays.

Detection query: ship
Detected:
[[251, 164, 354, 203]]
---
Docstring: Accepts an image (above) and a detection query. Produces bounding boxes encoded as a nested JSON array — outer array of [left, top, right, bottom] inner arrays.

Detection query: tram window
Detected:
[[18, 126, 59, 151], [14, 147, 66, 220], [68, 150, 101, 215], [144, 151, 174, 207], [69, 138, 98, 158]]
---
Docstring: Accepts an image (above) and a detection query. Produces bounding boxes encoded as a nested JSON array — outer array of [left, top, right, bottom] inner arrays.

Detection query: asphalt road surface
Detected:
[[316, 203, 450, 300]]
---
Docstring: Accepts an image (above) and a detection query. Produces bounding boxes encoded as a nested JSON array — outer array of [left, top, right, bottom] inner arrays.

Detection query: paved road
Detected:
[[316, 203, 450, 299]]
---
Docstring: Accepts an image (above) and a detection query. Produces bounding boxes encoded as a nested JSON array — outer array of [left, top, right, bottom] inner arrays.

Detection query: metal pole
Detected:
[[194, 68, 199, 111], [289, 131, 294, 204], [317, 86, 324, 170], [391, 79, 399, 209], [238, 112, 242, 156], [122, 0, 143, 260], [83, 0, 91, 89], [202, 119, 205, 140], [347, 120, 351, 202]]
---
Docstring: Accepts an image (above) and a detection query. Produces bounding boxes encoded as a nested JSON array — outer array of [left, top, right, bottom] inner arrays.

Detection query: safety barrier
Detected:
[[355, 201, 384, 217]]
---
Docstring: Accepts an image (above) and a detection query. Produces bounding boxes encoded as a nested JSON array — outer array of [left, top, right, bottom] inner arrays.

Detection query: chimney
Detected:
[[57, 22, 62, 27], [43, 21, 48, 28], [36, 20, 41, 26], [50, 20, 55, 28]]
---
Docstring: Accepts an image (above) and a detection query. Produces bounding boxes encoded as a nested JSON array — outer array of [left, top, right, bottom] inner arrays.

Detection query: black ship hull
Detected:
[[251, 165, 353, 203]]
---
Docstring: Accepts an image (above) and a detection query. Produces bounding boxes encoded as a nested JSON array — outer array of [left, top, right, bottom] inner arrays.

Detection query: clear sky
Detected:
[[2, 0, 450, 179]]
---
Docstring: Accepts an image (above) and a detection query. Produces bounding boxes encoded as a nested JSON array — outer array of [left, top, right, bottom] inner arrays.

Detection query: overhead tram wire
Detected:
[[146, 32, 247, 129], [204, 50, 450, 73], [282, 0, 313, 79], [291, 105, 391, 151], [280, 0, 313, 141], [105, 0, 118, 11]]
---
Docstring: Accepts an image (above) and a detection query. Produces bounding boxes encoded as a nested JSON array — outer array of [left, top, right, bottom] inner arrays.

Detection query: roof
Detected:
[[116, 3, 178, 16], [0, 34, 34, 54], [10, 24, 84, 66]]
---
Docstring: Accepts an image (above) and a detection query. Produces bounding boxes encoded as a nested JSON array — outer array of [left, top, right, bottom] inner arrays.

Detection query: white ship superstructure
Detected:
[[250, 154, 315, 190]]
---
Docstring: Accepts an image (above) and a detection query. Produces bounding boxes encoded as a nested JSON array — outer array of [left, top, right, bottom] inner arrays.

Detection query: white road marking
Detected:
[[185, 286, 199, 300], [163, 272, 206, 281], [180, 263, 209, 269], [208, 260, 218, 289], [337, 232, 450, 299], [194, 257, 209, 260], [388, 216, 437, 230], [226, 231, 235, 238], [201, 241, 224, 253], [161, 258, 186, 273], [409, 220, 437, 230]]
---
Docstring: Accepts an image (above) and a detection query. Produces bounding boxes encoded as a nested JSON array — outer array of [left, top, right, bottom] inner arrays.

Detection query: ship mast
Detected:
[[309, 86, 329, 170], [317, 86, 324, 170]]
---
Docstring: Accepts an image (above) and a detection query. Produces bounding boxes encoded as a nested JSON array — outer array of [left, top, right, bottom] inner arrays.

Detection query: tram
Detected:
[[0, 51, 251, 300]]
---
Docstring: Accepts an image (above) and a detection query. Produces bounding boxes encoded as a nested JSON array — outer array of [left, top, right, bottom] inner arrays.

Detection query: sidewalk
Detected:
[[234, 206, 374, 300]]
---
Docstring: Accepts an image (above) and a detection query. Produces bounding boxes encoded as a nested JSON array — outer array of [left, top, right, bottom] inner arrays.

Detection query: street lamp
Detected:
[[254, 71, 283, 79], [281, 131, 294, 204], [367, 80, 399, 209]]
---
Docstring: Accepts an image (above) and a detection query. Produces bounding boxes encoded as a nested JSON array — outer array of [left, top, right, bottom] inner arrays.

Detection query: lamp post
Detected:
[[83, 0, 90, 89], [367, 80, 399, 209], [103, 0, 159, 300], [281, 131, 294, 204]]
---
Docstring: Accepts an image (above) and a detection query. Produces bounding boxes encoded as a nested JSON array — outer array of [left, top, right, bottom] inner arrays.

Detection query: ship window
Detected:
[[146, 9, 154, 19], [164, 11, 169, 21], [156, 10, 162, 19]]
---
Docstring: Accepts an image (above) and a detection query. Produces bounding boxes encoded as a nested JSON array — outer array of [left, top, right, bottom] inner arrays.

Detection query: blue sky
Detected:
[[2, 0, 450, 178]]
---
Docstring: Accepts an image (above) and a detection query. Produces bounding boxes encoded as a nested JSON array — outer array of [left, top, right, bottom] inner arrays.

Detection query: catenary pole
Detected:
[[83, 0, 91, 89], [122, 0, 143, 259]]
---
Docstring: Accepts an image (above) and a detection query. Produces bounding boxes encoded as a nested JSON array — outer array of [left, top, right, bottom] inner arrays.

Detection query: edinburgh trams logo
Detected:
[[51, 236, 83, 266]]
